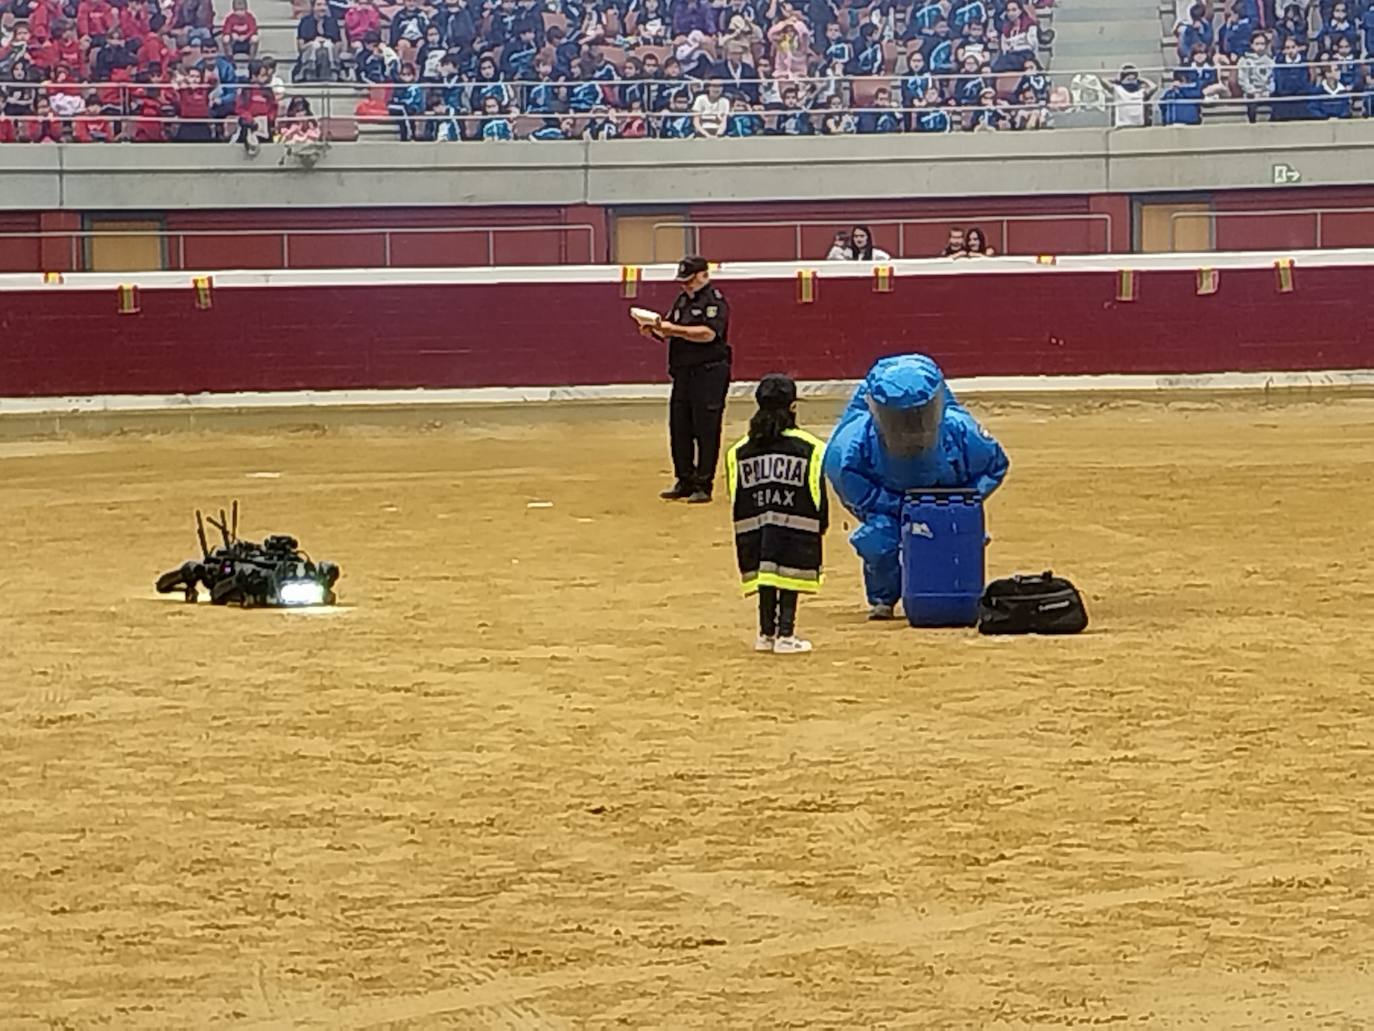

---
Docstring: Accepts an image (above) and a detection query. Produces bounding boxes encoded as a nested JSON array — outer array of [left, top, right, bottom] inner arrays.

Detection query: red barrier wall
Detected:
[[2, 260, 1371, 398]]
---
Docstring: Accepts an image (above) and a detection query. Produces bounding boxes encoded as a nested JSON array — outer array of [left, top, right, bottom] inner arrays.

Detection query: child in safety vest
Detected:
[[725, 374, 829, 654]]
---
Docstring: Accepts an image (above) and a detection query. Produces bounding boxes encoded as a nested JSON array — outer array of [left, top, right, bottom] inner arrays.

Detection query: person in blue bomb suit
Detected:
[[823, 354, 1009, 620]]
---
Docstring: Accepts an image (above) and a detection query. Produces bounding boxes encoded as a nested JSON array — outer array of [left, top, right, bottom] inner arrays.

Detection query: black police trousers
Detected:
[[758, 585, 798, 637], [668, 360, 731, 495]]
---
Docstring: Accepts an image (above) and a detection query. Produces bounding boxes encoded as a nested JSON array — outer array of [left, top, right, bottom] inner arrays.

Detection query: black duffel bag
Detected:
[[978, 571, 1088, 635]]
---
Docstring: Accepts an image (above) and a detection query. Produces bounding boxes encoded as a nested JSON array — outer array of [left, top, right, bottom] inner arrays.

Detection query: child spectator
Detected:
[[1011, 84, 1046, 127], [900, 49, 931, 107], [858, 84, 902, 132], [169, 0, 214, 49], [174, 64, 214, 139], [417, 23, 446, 78], [345, 0, 383, 56], [1177, 4, 1213, 62], [356, 32, 399, 83], [221, 0, 260, 58], [1308, 62, 1352, 116], [940, 225, 966, 255], [1238, 31, 1275, 121], [1218, 8, 1256, 68], [233, 59, 277, 152], [47, 22, 83, 76], [721, 94, 762, 135], [389, 0, 431, 65], [1274, 4, 1308, 55], [913, 86, 953, 131], [296, 0, 341, 82], [621, 97, 650, 137], [848, 23, 883, 75], [1362, 1, 1374, 60], [1180, 45, 1230, 99], [822, 20, 852, 68], [659, 89, 696, 136], [923, 17, 957, 74], [46, 64, 84, 118], [970, 86, 1003, 129], [278, 94, 321, 142], [478, 93, 515, 139], [692, 76, 730, 136], [72, 93, 114, 140], [500, 24, 538, 79], [76, 0, 115, 52], [1271, 33, 1312, 118], [1158, 67, 1204, 125], [672, 0, 715, 38], [388, 63, 426, 139], [23, 93, 63, 139], [524, 58, 563, 115], [952, 0, 987, 32], [774, 83, 813, 133], [1318, 2, 1358, 55], [820, 92, 855, 133], [634, 0, 669, 42], [767, 12, 811, 80], [583, 104, 617, 139]]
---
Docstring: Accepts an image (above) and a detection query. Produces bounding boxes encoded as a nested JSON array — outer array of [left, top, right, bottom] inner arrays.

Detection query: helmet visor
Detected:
[[869, 387, 945, 458]]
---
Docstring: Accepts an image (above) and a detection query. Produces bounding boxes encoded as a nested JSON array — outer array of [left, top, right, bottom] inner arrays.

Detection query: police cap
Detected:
[[675, 255, 710, 280]]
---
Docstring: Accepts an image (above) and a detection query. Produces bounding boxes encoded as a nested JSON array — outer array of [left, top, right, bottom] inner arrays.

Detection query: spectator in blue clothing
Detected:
[[952, 0, 986, 32], [652, 56, 690, 111], [1217, 7, 1256, 66], [908, 0, 944, 37], [1177, 4, 1213, 61], [954, 53, 987, 112], [524, 58, 564, 114], [659, 91, 696, 136], [479, 93, 516, 139], [1181, 45, 1230, 97], [1275, 4, 1309, 54], [1334, 37, 1361, 85], [545, 26, 579, 78], [970, 86, 1003, 129], [568, 55, 604, 111], [389, 0, 430, 65], [357, 32, 399, 83], [726, 95, 767, 135], [529, 116, 569, 139], [858, 85, 903, 132], [436, 0, 477, 50], [1271, 34, 1314, 118], [583, 104, 618, 138], [416, 25, 446, 79], [487, 0, 521, 46], [1016, 57, 1051, 103], [913, 86, 954, 130], [1308, 62, 1353, 115], [388, 63, 427, 139], [849, 24, 884, 75], [923, 18, 957, 74], [470, 55, 513, 110], [822, 21, 853, 67], [900, 51, 932, 106], [1362, 3, 1374, 58], [714, 44, 759, 102], [820, 92, 858, 133], [774, 83, 814, 134], [500, 25, 539, 78], [1318, 3, 1359, 55], [1159, 67, 1204, 124]]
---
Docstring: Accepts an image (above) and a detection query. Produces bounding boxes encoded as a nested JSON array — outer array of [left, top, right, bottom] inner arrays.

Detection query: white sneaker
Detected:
[[754, 634, 776, 652], [773, 636, 813, 654], [868, 603, 896, 621]]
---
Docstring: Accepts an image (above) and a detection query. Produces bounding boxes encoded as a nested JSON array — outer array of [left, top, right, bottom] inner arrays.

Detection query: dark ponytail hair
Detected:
[[749, 373, 799, 444], [748, 404, 796, 444]]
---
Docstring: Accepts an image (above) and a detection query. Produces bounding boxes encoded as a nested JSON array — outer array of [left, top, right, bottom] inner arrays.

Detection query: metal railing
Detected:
[[650, 213, 1114, 261], [0, 223, 598, 271], [1169, 206, 1374, 251]]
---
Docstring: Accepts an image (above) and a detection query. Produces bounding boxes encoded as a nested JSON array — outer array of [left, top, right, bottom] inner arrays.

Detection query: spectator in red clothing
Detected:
[[46, 21, 85, 75], [221, 0, 259, 57], [169, 0, 215, 48], [77, 0, 117, 49], [22, 95, 64, 140], [73, 93, 115, 140], [0, 111, 15, 142], [344, 0, 381, 57], [111, 0, 153, 41], [136, 29, 175, 74], [129, 74, 172, 140], [234, 58, 277, 153], [174, 64, 214, 139], [26, 0, 64, 44], [46, 64, 86, 118]]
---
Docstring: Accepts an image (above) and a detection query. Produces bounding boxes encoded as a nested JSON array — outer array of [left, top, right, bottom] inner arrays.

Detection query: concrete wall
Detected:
[[3, 123, 1374, 211]]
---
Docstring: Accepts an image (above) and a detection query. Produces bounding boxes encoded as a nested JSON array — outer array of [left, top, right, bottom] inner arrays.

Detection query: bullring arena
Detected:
[[3, 258, 1374, 1028]]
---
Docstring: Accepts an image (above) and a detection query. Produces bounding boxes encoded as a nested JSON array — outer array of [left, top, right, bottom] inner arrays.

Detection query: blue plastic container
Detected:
[[900, 491, 986, 628]]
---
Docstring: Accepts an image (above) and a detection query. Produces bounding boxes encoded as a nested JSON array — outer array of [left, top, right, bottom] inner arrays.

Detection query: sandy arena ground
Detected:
[[1, 394, 1373, 1030]]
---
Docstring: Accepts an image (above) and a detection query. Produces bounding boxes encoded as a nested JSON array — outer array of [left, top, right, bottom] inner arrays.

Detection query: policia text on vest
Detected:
[[641, 256, 731, 505]]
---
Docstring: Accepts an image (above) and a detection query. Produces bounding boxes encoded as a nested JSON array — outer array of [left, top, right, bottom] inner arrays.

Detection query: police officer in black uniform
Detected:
[[642, 255, 732, 504]]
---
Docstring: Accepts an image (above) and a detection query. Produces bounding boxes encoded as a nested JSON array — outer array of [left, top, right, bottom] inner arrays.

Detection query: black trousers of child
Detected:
[[758, 585, 798, 637]]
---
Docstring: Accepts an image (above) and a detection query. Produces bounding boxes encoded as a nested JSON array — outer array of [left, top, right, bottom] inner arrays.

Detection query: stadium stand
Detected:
[[0, 0, 1368, 141]]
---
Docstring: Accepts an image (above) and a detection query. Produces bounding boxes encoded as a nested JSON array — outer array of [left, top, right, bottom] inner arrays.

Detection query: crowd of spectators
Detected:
[[0, 0, 1064, 141], [1110, 0, 1374, 126], [825, 223, 995, 258]]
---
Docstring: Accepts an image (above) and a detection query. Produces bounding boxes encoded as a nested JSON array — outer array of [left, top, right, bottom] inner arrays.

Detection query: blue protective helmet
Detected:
[[864, 354, 948, 457]]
